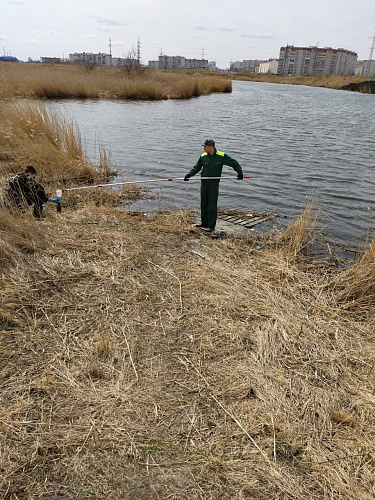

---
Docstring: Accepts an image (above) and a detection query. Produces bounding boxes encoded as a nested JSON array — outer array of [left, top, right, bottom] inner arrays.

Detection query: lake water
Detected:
[[49, 80, 375, 249]]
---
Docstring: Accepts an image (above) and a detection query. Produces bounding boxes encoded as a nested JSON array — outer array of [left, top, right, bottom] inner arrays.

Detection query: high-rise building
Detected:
[[277, 46, 357, 76]]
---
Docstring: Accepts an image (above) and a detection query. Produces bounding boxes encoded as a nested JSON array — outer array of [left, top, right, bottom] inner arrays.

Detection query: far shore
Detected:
[[1, 62, 374, 102], [226, 71, 375, 93]]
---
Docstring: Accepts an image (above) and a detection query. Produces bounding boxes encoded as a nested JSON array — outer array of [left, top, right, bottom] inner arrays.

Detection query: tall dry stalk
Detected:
[[276, 199, 320, 257], [332, 233, 375, 312]]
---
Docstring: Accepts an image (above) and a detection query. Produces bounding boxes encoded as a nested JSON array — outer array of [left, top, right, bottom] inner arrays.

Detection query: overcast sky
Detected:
[[2, 0, 374, 68]]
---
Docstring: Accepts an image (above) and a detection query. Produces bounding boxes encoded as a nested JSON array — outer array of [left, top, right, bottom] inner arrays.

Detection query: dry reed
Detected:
[[0, 192, 374, 499], [332, 233, 375, 314], [0, 100, 114, 189], [0, 63, 231, 101], [276, 199, 321, 258]]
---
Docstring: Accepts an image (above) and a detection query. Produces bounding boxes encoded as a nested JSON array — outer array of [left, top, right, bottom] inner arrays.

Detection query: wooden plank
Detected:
[[221, 216, 238, 222], [245, 218, 269, 228], [244, 216, 263, 224]]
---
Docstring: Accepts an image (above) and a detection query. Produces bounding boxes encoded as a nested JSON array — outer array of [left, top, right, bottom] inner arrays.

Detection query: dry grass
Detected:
[[0, 63, 231, 100], [0, 193, 374, 499]]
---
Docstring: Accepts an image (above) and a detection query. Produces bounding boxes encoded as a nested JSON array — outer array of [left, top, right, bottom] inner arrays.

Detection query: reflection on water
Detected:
[[49, 81, 375, 248]]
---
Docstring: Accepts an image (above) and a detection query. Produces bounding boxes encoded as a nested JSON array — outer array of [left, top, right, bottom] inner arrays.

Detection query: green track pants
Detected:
[[200, 180, 220, 229]]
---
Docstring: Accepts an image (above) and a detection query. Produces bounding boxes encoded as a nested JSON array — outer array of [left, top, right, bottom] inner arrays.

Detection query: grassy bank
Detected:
[[0, 192, 375, 499], [229, 71, 375, 93], [0, 63, 231, 100]]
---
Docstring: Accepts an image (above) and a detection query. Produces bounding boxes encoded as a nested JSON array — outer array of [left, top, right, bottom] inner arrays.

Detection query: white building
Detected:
[[185, 58, 208, 69], [149, 60, 159, 69], [258, 59, 279, 74], [158, 55, 186, 69], [69, 52, 138, 67], [69, 52, 111, 65]]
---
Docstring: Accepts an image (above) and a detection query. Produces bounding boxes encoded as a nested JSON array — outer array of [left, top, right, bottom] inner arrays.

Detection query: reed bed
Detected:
[[0, 100, 114, 189], [0, 193, 374, 499], [0, 63, 231, 100]]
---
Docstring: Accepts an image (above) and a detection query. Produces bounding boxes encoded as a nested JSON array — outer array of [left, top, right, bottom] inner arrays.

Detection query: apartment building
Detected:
[[69, 52, 138, 67], [69, 52, 111, 65], [258, 59, 279, 74], [149, 55, 208, 70], [157, 55, 186, 69], [185, 58, 208, 69], [242, 60, 261, 72], [277, 45, 357, 76]]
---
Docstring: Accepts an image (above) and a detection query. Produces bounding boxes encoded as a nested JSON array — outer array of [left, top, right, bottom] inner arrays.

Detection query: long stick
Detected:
[[60, 176, 250, 193]]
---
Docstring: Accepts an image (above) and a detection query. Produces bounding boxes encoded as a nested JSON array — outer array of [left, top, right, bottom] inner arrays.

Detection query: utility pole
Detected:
[[137, 37, 141, 64], [109, 37, 112, 66], [202, 46, 205, 60], [369, 27, 375, 60]]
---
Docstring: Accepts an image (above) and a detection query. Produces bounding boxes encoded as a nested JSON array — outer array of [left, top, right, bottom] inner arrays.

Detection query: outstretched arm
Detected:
[[184, 157, 203, 180]]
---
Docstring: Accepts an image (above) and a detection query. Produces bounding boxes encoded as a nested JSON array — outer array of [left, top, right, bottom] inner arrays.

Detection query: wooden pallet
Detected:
[[218, 212, 272, 228]]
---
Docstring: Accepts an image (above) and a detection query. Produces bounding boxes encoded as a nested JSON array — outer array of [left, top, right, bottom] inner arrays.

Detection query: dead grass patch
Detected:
[[0, 198, 374, 499]]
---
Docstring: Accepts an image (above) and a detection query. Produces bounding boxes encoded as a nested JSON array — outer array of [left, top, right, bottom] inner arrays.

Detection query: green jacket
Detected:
[[188, 149, 243, 178]]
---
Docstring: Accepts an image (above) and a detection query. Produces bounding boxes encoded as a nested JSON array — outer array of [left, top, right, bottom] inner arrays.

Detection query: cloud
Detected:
[[97, 27, 111, 32], [194, 25, 210, 31], [240, 34, 274, 39], [0, 35, 6, 41], [220, 26, 236, 32], [33, 30, 59, 35], [7, 1, 25, 4], [83, 34, 97, 39], [27, 39, 38, 43], [94, 17, 126, 27], [112, 41, 124, 46]]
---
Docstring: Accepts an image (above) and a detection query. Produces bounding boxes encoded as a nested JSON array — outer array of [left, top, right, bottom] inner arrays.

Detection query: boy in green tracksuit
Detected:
[[184, 139, 243, 233]]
